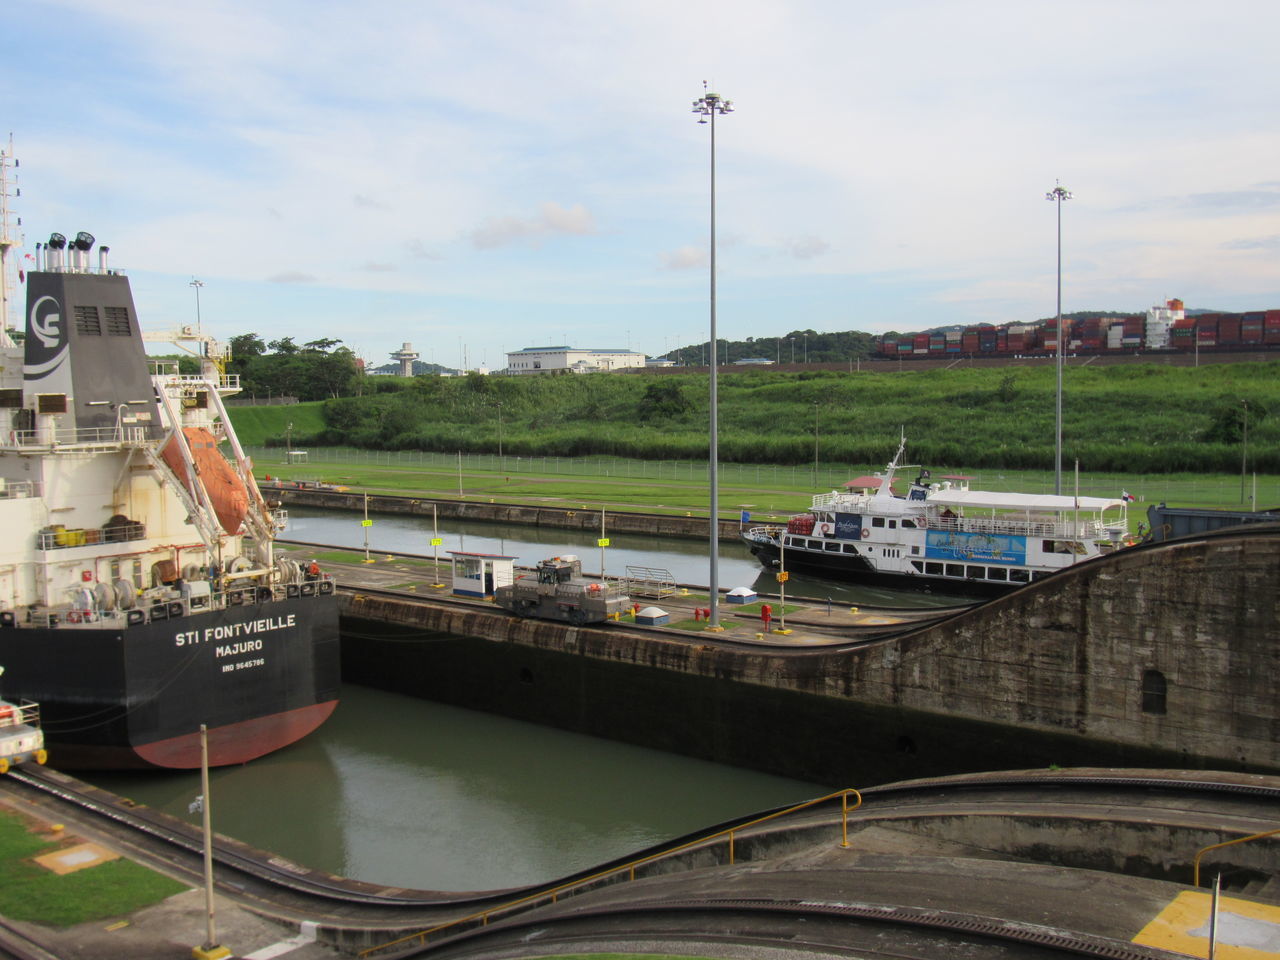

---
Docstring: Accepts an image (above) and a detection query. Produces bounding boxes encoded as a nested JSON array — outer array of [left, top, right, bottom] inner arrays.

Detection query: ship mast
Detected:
[[0, 135, 20, 348]]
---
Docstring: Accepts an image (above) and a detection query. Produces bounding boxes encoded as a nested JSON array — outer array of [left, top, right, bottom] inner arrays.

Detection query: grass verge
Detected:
[[0, 808, 186, 927]]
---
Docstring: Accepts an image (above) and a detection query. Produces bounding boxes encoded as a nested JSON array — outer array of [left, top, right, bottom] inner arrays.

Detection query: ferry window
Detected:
[[1141, 669, 1167, 715], [1009, 569, 1030, 583], [842, 544, 858, 554], [109, 560, 120, 580], [131, 560, 143, 591], [910, 561, 923, 572], [0, 389, 19, 408], [783, 536, 795, 547], [966, 565, 985, 579], [808, 539, 822, 549], [1042, 540, 1055, 553], [889, 520, 897, 529], [902, 519, 916, 528], [824, 542, 840, 552], [945, 564, 963, 577], [872, 517, 885, 528], [926, 562, 943, 575], [911, 546, 920, 555], [987, 568, 1008, 581]]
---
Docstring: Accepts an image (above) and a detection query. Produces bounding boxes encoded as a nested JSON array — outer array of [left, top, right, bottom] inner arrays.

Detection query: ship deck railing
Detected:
[[154, 372, 241, 392], [932, 515, 1119, 541], [0, 480, 40, 500], [37, 521, 147, 551], [1, 425, 152, 451]]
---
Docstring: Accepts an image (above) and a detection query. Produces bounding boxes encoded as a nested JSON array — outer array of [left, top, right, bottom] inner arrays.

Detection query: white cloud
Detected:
[[661, 246, 707, 270], [469, 203, 597, 249]]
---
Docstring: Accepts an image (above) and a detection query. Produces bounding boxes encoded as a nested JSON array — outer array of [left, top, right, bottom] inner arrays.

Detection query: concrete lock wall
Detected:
[[272, 487, 743, 540], [338, 527, 1280, 786]]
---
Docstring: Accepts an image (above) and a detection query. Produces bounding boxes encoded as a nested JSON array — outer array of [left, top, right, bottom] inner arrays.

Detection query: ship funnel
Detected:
[[99, 245, 110, 273], [73, 232, 95, 273], [34, 242, 42, 272], [47, 233, 66, 271]]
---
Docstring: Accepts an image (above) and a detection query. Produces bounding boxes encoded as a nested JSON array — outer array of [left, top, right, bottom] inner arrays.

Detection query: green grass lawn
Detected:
[[0, 808, 186, 927], [254, 446, 1277, 531]]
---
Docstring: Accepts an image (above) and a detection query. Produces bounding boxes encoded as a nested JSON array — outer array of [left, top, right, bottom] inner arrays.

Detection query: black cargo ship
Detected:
[[0, 202, 339, 767]]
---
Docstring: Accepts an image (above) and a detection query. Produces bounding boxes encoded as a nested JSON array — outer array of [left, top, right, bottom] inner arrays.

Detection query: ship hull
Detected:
[[0, 593, 340, 770], [745, 538, 1016, 598]]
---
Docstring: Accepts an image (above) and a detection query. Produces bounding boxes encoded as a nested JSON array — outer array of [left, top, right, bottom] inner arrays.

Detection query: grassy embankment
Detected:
[[228, 362, 1280, 518], [0, 808, 185, 926]]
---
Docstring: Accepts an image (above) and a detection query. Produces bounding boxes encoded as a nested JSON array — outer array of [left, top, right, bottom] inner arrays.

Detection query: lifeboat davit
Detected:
[[161, 427, 249, 535]]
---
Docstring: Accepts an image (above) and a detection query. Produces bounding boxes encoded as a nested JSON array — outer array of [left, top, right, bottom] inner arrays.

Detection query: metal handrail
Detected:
[[357, 788, 862, 957], [1192, 828, 1280, 886]]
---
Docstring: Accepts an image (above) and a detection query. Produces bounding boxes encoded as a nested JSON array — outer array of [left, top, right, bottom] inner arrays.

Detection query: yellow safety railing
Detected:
[[1192, 827, 1280, 887], [357, 787, 862, 958]]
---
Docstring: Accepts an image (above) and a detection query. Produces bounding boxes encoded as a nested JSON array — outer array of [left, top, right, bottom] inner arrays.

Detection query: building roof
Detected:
[[509, 345, 645, 356]]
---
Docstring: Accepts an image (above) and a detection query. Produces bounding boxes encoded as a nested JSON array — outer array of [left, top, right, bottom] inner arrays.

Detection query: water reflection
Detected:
[[93, 686, 821, 891]]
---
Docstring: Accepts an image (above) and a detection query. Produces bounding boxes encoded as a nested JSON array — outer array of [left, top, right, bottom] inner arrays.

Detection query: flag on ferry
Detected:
[[1121, 490, 1136, 502]]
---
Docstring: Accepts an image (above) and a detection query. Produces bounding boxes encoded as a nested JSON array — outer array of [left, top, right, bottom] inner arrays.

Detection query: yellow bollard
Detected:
[[849, 606, 859, 615]]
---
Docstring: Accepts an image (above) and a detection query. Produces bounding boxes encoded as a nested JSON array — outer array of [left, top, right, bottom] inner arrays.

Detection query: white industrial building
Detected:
[[506, 346, 647, 375]]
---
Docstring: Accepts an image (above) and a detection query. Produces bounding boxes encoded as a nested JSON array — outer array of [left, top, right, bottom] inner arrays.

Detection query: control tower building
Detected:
[[390, 342, 420, 377]]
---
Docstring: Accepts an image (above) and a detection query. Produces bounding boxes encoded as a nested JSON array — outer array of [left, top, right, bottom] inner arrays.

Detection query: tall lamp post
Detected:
[[693, 82, 733, 631], [1045, 182, 1072, 495]]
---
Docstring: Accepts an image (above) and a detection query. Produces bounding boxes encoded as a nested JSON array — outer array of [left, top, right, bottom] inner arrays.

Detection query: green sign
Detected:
[[597, 538, 611, 547], [361, 519, 373, 527], [430, 537, 443, 546]]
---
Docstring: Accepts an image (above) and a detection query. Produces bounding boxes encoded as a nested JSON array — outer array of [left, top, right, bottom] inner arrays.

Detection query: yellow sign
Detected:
[[361, 519, 373, 527], [597, 538, 611, 547], [776, 571, 789, 582], [430, 537, 443, 546]]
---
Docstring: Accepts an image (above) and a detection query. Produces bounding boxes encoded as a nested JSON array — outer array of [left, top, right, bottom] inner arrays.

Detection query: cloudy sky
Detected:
[[3, 0, 1277, 370]]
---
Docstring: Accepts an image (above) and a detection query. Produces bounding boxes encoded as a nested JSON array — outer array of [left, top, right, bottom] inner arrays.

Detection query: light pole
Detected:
[[496, 401, 503, 459], [803, 332, 808, 364], [789, 337, 795, 364], [1045, 181, 1072, 495], [190, 278, 204, 334], [776, 337, 781, 364], [813, 401, 820, 487], [1241, 399, 1249, 505], [693, 81, 733, 631]]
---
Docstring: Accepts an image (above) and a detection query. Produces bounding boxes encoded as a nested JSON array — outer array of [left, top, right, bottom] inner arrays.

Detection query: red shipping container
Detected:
[[1265, 327, 1280, 344], [1218, 318, 1241, 343], [1265, 309, 1280, 326], [1241, 325, 1263, 344]]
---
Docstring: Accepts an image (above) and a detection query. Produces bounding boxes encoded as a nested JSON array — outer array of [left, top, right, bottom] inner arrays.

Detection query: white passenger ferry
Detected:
[[743, 440, 1132, 595]]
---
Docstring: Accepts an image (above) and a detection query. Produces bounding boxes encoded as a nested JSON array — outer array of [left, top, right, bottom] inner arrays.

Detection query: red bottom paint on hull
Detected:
[[133, 700, 339, 769]]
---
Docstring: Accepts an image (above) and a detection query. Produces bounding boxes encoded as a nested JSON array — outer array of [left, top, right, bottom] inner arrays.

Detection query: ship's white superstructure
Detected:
[[744, 440, 1131, 593]]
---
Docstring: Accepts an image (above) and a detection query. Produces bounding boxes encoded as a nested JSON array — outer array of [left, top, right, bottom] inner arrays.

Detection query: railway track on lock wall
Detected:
[[0, 764, 1276, 956], [331, 581, 961, 651], [278, 539, 977, 651]]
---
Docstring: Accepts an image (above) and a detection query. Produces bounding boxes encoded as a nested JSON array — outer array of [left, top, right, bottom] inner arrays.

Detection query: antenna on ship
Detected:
[[0, 134, 22, 348]]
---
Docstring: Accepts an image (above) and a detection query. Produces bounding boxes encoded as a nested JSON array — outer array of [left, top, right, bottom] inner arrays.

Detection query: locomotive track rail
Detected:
[[0, 765, 1275, 954]]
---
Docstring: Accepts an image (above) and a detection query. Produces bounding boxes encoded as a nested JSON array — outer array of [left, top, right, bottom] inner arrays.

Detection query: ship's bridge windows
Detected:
[[872, 517, 885, 528], [1141, 669, 1167, 715], [0, 389, 21, 409]]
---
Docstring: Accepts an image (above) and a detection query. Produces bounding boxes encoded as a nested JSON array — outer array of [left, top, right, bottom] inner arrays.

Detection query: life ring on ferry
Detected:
[[860, 528, 871, 540], [67, 610, 83, 624]]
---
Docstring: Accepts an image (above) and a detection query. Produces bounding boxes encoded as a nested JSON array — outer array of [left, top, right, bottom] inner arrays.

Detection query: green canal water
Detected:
[[92, 685, 824, 892]]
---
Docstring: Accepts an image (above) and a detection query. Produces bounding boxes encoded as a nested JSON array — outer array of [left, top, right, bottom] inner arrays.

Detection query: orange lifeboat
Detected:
[[161, 427, 249, 535]]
